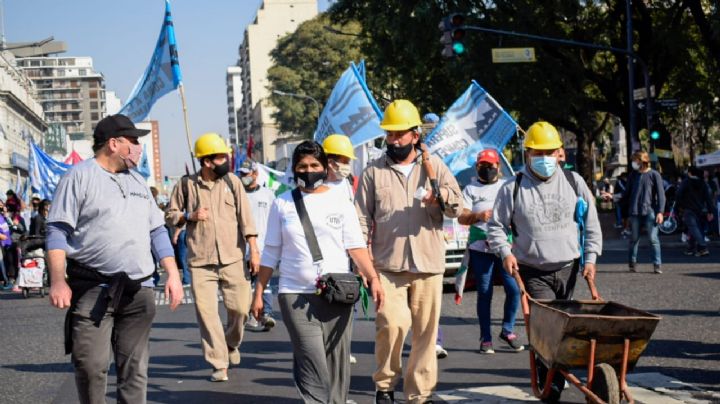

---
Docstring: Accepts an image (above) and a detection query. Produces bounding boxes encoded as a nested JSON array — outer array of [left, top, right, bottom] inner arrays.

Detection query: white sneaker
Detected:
[[245, 316, 260, 330], [435, 344, 448, 359], [262, 315, 276, 331], [349, 354, 357, 364]]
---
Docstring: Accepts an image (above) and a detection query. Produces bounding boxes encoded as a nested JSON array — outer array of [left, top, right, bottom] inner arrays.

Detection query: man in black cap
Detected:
[[47, 114, 183, 404]]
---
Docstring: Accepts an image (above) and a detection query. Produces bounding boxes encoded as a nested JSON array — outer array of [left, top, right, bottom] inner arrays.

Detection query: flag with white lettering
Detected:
[[313, 61, 383, 147], [119, 0, 182, 122], [425, 81, 517, 174]]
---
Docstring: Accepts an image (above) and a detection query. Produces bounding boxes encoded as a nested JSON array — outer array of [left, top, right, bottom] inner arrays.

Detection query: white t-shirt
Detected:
[[395, 162, 416, 178], [326, 178, 354, 203], [245, 185, 276, 252], [462, 177, 507, 252], [261, 188, 366, 294]]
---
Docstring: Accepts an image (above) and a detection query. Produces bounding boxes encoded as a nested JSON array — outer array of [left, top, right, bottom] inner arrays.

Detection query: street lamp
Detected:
[[272, 90, 321, 120]]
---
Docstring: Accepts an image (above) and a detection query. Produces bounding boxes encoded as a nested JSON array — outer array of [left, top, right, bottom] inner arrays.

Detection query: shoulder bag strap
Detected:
[[292, 188, 323, 264]]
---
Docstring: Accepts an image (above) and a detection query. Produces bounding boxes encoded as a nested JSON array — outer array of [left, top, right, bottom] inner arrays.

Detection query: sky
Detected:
[[4, 0, 330, 177]]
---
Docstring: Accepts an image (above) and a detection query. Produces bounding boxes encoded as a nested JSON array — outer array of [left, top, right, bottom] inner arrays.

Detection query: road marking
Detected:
[[154, 289, 224, 305], [436, 373, 718, 403]]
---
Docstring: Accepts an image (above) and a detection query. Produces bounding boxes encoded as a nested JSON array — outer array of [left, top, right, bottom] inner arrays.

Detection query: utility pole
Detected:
[[626, 0, 637, 165]]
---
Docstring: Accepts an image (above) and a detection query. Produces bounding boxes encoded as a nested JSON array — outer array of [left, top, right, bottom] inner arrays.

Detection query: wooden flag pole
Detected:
[[178, 82, 197, 173]]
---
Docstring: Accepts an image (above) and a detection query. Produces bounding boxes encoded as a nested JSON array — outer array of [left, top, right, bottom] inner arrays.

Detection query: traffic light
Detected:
[[650, 128, 660, 141], [439, 13, 466, 58]]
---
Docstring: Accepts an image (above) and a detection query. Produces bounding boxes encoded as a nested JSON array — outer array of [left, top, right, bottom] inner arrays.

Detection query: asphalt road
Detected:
[[0, 248, 718, 403]]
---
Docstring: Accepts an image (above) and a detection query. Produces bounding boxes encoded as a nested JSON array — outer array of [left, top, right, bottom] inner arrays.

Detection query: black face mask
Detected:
[[294, 170, 327, 190], [212, 161, 230, 178], [386, 143, 415, 163], [477, 166, 499, 183]]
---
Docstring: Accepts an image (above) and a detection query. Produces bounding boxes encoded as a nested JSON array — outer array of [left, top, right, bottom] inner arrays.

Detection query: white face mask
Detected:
[[334, 161, 352, 179], [631, 161, 640, 170], [120, 140, 142, 169], [241, 176, 254, 187]]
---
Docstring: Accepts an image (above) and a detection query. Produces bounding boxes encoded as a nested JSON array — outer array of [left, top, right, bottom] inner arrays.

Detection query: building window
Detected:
[[91, 112, 99, 121], [89, 90, 98, 98], [89, 81, 98, 88], [79, 69, 87, 76], [90, 101, 98, 109]]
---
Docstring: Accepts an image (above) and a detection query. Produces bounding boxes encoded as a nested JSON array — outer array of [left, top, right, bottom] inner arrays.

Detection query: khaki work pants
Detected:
[[190, 260, 251, 370], [373, 271, 443, 404]]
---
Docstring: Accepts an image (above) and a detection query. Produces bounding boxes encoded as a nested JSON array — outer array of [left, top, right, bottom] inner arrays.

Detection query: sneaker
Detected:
[[479, 341, 495, 354], [262, 315, 276, 331], [628, 262, 637, 272], [499, 332, 525, 352], [695, 249, 709, 257], [245, 316, 260, 330], [614, 223, 624, 229], [435, 344, 448, 359], [228, 347, 240, 365], [210, 368, 228, 382], [374, 390, 394, 404], [684, 248, 696, 256], [349, 354, 357, 364], [653, 265, 662, 274]]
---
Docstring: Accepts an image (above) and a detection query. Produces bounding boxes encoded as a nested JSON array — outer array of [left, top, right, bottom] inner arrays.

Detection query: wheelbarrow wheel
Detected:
[[591, 363, 620, 404]]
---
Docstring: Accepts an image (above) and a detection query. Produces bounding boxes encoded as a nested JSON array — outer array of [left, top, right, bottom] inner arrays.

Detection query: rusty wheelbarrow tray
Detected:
[[514, 273, 661, 404]]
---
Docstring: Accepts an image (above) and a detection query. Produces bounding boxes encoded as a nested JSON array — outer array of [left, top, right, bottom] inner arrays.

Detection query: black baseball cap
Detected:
[[93, 114, 150, 144]]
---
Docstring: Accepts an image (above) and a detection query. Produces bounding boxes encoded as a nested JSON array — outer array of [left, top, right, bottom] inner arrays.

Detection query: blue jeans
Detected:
[[628, 213, 662, 265], [251, 274, 277, 316], [683, 211, 707, 251], [470, 250, 520, 342], [176, 230, 190, 284]]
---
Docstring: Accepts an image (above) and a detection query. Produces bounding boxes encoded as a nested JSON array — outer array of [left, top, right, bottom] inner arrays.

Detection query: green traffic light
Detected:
[[453, 42, 465, 55], [650, 130, 660, 140]]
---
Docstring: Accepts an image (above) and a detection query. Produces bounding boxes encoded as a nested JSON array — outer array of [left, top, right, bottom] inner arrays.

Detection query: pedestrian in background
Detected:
[[46, 114, 183, 404], [624, 151, 665, 274], [238, 159, 277, 332], [166, 132, 259, 382], [676, 166, 714, 256], [355, 100, 463, 404], [251, 141, 384, 404], [458, 148, 523, 355]]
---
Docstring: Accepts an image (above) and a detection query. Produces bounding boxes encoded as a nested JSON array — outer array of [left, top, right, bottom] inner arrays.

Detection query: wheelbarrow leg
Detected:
[[620, 338, 634, 404], [586, 338, 597, 390]]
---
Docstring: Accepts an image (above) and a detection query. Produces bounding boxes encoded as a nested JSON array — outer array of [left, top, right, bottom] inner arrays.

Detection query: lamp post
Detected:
[[272, 90, 321, 120]]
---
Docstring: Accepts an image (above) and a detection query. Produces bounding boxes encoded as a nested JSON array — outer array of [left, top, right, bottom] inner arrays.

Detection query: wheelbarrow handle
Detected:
[[513, 268, 603, 301]]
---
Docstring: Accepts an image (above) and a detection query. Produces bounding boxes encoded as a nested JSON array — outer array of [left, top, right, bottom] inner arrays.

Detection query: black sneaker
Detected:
[[628, 262, 637, 272], [499, 332, 525, 352], [695, 249, 709, 257], [375, 390, 394, 404], [684, 248, 696, 256], [653, 265, 662, 274]]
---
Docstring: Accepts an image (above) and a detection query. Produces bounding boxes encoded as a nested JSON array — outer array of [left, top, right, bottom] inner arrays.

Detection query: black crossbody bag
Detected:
[[291, 188, 360, 305]]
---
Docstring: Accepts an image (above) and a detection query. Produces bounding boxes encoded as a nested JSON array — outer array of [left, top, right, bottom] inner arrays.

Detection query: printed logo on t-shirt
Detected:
[[526, 195, 573, 231], [257, 201, 268, 209], [129, 191, 149, 200], [325, 213, 344, 229]]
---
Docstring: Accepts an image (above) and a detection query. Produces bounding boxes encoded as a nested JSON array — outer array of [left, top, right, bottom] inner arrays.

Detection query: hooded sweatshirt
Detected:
[[486, 167, 602, 271]]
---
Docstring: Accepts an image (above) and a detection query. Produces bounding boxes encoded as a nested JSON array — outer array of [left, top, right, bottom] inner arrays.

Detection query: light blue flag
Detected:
[[136, 144, 151, 179], [28, 141, 70, 200], [425, 80, 517, 175], [119, 0, 182, 122], [313, 61, 383, 147]]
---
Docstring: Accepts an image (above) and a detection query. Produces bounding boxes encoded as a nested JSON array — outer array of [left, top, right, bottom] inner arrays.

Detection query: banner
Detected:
[[119, 0, 183, 122], [425, 80, 517, 175], [313, 61, 383, 147], [256, 163, 291, 196], [28, 142, 70, 200], [136, 144, 151, 179]]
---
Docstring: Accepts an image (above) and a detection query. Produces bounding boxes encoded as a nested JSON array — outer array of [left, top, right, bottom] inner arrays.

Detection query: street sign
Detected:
[[656, 98, 679, 109], [491, 47, 536, 63], [637, 101, 646, 110], [633, 85, 656, 100]]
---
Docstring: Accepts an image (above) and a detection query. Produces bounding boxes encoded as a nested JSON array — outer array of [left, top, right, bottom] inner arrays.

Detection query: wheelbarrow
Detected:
[[513, 272, 661, 404]]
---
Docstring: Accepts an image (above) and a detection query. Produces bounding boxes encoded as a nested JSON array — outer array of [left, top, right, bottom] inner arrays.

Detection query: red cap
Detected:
[[476, 149, 500, 164]]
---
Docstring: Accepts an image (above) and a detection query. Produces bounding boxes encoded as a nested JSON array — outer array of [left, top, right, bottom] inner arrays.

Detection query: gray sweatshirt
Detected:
[[486, 167, 603, 271]]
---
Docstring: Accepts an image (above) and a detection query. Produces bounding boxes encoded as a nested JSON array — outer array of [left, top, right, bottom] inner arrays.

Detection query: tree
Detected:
[[267, 15, 366, 139]]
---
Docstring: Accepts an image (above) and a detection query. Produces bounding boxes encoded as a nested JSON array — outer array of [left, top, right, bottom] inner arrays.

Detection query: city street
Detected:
[[0, 247, 718, 403]]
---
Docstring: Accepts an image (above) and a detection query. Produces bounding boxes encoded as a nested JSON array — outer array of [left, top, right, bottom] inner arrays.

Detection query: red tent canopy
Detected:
[[64, 150, 84, 165]]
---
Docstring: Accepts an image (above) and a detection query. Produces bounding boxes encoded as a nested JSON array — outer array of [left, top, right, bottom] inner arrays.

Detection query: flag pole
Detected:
[[178, 82, 197, 173]]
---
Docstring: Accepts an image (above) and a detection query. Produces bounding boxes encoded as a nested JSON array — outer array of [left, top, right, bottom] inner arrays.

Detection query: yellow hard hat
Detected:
[[194, 132, 231, 158], [524, 121, 563, 150], [322, 134, 356, 160], [379, 99, 423, 131]]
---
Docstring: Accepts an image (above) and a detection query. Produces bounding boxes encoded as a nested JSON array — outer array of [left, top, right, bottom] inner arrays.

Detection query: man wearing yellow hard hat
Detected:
[[166, 132, 260, 382], [355, 99, 462, 404], [486, 121, 603, 399], [322, 134, 357, 201]]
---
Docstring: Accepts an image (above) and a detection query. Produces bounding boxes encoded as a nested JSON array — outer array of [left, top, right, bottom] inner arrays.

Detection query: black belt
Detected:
[[63, 260, 152, 355]]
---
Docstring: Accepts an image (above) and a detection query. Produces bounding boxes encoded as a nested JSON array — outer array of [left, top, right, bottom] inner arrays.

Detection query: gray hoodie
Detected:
[[487, 167, 602, 271]]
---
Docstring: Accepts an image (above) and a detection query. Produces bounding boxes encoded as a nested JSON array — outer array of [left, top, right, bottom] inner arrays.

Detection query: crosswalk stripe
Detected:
[[436, 373, 717, 403], [153, 289, 225, 306]]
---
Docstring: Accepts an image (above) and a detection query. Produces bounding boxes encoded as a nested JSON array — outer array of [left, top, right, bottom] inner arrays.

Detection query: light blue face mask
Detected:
[[530, 155, 558, 178]]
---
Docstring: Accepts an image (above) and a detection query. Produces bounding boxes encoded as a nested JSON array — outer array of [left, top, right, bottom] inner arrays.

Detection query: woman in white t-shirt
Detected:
[[251, 141, 384, 404], [458, 149, 523, 355]]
